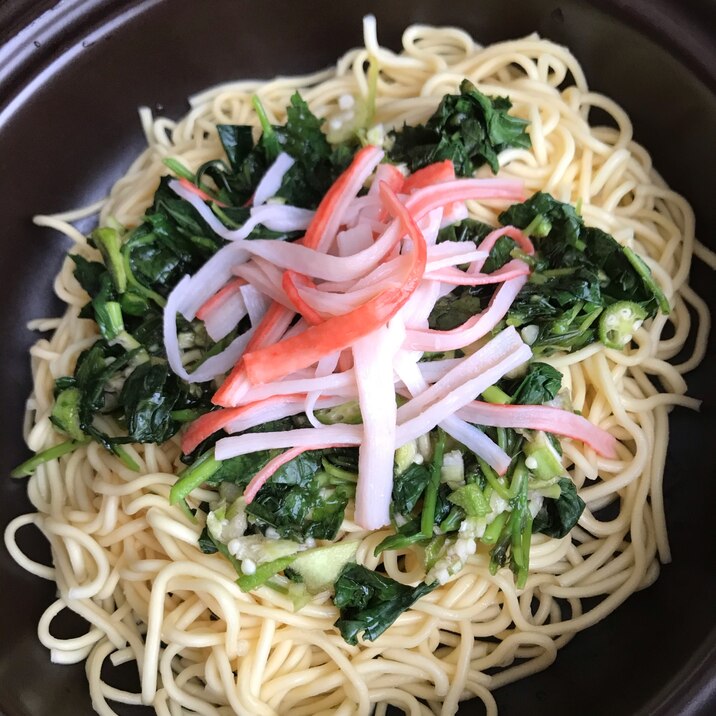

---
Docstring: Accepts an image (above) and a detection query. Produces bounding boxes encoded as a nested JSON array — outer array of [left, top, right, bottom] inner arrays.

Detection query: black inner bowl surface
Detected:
[[1, 1, 714, 715]]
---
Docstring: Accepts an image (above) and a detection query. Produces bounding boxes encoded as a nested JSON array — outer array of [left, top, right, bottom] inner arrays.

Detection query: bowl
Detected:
[[0, 1, 714, 714]]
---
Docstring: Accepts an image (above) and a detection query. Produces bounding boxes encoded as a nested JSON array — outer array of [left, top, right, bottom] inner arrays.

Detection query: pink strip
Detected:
[[244, 447, 310, 503], [458, 402, 619, 458], [404, 275, 528, 352], [426, 259, 530, 286]]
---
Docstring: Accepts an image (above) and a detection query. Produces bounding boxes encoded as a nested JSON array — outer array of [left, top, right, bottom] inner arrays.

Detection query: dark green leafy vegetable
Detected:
[[391, 463, 431, 515], [496, 192, 669, 354], [388, 79, 531, 175], [436, 218, 494, 246], [428, 222, 513, 331], [429, 192, 669, 355], [333, 564, 437, 645], [247, 471, 351, 542], [16, 91, 362, 478], [179, 441, 356, 543], [118, 363, 186, 444], [198, 93, 354, 211], [532, 477, 585, 538], [428, 289, 483, 331], [482, 235, 517, 274], [509, 362, 562, 405]]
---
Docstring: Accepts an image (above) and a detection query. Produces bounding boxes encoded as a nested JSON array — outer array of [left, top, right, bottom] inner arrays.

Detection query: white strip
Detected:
[[253, 152, 295, 205], [239, 283, 271, 326], [395, 344, 532, 448], [397, 326, 528, 424], [164, 276, 256, 383], [353, 322, 403, 530], [215, 426, 362, 459], [170, 179, 313, 240], [204, 290, 247, 342]]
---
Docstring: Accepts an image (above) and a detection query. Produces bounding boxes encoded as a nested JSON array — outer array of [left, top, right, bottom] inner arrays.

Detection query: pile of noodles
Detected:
[[5, 18, 714, 716]]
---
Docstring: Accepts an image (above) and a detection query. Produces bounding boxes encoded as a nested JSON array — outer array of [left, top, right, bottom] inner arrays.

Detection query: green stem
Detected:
[[623, 247, 670, 313], [237, 554, 297, 592], [321, 457, 358, 483], [170, 408, 206, 423], [496, 427, 508, 452], [170, 450, 221, 504], [421, 429, 446, 538], [163, 157, 195, 181], [509, 459, 531, 588], [252, 95, 274, 139], [481, 385, 511, 404], [481, 512, 508, 544], [112, 444, 141, 472], [523, 213, 551, 238], [478, 457, 511, 501], [11, 439, 89, 478]]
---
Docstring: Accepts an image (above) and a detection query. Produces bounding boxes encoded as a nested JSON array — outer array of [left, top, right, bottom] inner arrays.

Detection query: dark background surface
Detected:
[[0, 1, 714, 714]]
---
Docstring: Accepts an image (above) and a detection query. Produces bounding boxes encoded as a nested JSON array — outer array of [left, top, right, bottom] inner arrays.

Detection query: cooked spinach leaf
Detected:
[[532, 477, 585, 538], [508, 362, 563, 406], [388, 79, 531, 175], [428, 289, 483, 331], [392, 462, 432, 515], [198, 93, 354, 211], [436, 218, 494, 245], [333, 564, 437, 645], [17, 91, 363, 477], [428, 192, 668, 355], [246, 449, 353, 541]]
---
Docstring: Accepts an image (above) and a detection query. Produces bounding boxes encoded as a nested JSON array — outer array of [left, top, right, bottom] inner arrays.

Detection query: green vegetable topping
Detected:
[[598, 300, 648, 349], [333, 564, 437, 645], [388, 79, 531, 175]]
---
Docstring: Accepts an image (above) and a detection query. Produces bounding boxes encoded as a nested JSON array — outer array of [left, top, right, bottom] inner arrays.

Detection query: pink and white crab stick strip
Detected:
[[215, 426, 362, 460], [353, 324, 402, 529], [393, 352, 512, 474], [205, 176, 523, 285], [394, 342, 531, 453], [394, 328, 532, 467], [397, 326, 528, 423], [458, 402, 619, 458], [404, 274, 528, 352], [181, 393, 348, 454]]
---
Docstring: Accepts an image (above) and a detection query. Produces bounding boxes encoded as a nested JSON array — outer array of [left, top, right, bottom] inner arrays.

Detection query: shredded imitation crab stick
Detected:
[[211, 146, 385, 406], [163, 150, 621, 527], [241, 182, 428, 385]]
